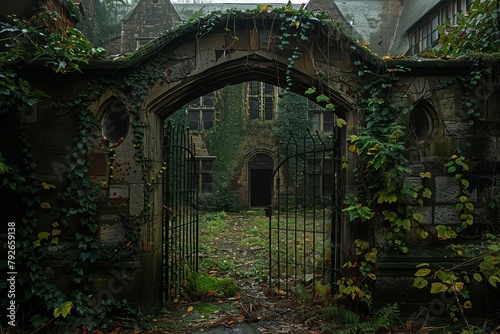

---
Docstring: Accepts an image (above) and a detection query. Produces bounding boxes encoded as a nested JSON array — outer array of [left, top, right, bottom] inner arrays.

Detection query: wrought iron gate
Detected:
[[268, 129, 342, 295], [163, 124, 199, 302]]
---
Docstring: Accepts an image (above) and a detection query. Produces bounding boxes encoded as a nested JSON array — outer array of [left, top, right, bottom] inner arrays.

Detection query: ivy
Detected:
[[0, 7, 105, 73], [412, 233, 500, 329], [0, 5, 138, 331], [436, 0, 500, 57], [2, 2, 499, 330]]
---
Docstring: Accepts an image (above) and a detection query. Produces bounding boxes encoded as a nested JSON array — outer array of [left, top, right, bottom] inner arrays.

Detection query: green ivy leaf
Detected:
[[412, 212, 424, 223], [316, 94, 329, 103], [377, 190, 397, 204], [488, 275, 500, 288], [80, 252, 91, 262], [326, 103, 335, 110], [38, 231, 50, 240], [413, 277, 428, 289], [430, 282, 448, 294], [465, 202, 474, 211], [304, 87, 316, 94], [364, 248, 378, 263], [53, 301, 72, 318], [382, 210, 397, 222], [415, 268, 431, 277], [88, 224, 98, 233]]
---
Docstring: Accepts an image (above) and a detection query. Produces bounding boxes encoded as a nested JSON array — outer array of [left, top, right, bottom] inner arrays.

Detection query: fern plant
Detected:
[[320, 303, 399, 333]]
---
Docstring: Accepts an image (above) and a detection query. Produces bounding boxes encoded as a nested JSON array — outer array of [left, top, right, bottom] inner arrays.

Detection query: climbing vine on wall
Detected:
[[0, 6, 139, 331], [2, 2, 500, 331]]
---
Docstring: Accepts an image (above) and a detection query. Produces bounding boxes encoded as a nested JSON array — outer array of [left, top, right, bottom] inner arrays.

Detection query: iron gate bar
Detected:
[[163, 123, 199, 303], [268, 129, 341, 296]]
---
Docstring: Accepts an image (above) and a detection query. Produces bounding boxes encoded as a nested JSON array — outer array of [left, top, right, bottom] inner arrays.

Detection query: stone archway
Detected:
[[92, 10, 368, 311]]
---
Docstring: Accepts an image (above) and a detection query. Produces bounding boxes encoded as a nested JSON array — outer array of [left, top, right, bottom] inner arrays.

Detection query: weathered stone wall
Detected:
[[11, 68, 164, 312], [373, 69, 500, 321], [8, 16, 499, 319]]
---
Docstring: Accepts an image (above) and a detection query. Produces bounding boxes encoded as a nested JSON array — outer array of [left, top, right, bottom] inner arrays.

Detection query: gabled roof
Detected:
[[327, 0, 403, 55], [305, 0, 453, 56], [123, 0, 181, 22]]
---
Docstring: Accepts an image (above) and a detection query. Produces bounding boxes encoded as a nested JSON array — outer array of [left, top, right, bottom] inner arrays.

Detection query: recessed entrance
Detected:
[[248, 153, 274, 207]]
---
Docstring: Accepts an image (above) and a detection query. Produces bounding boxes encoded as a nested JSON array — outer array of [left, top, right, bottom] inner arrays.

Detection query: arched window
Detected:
[[101, 98, 129, 145], [408, 101, 435, 146]]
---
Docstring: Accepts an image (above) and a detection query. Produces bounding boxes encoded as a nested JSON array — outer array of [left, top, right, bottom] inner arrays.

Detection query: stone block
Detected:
[[45, 124, 77, 151], [434, 176, 459, 203], [456, 138, 488, 162], [89, 152, 109, 177], [414, 206, 432, 225], [434, 205, 460, 225], [112, 138, 143, 184], [109, 184, 129, 199], [129, 183, 145, 216], [99, 215, 125, 245], [97, 198, 128, 211], [443, 121, 473, 136], [406, 176, 423, 187]]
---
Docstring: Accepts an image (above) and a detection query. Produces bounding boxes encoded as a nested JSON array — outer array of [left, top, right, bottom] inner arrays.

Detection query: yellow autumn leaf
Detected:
[[453, 281, 464, 292], [40, 202, 51, 209], [53, 301, 73, 318], [415, 268, 431, 277], [430, 282, 448, 294], [336, 117, 347, 128], [258, 4, 269, 12]]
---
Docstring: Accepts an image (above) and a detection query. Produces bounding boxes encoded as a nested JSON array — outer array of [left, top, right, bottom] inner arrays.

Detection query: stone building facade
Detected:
[[104, 0, 181, 55], [1, 0, 499, 324]]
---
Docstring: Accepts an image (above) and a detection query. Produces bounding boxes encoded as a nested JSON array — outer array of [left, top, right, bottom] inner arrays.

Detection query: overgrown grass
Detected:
[[187, 272, 239, 299], [199, 211, 228, 235], [199, 257, 236, 275]]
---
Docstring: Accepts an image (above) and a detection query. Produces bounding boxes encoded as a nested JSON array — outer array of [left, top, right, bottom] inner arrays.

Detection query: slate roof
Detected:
[[123, 0, 181, 22], [327, 0, 403, 55], [305, 0, 449, 56], [172, 2, 303, 21], [389, 0, 447, 55]]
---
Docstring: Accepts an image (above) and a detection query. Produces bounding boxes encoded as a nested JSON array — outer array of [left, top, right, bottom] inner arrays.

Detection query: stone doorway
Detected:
[[248, 152, 274, 207]]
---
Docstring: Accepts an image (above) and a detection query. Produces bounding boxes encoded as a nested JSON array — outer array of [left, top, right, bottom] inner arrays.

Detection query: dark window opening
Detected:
[[408, 103, 434, 145], [101, 98, 129, 145], [250, 168, 272, 207]]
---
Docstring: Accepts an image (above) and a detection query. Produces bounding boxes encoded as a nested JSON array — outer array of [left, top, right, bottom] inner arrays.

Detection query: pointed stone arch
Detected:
[[244, 149, 276, 208], [91, 10, 376, 312]]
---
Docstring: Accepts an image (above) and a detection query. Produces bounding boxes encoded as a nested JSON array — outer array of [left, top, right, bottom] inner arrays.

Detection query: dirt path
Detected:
[[130, 211, 326, 334]]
